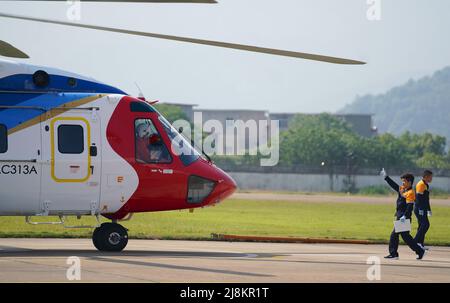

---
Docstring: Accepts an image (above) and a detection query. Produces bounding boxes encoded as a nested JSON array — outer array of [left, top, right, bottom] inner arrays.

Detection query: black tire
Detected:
[[92, 223, 128, 252], [92, 226, 106, 251], [100, 223, 128, 252]]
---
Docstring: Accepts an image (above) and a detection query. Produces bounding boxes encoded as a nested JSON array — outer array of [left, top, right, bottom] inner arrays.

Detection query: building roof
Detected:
[[160, 102, 198, 107]]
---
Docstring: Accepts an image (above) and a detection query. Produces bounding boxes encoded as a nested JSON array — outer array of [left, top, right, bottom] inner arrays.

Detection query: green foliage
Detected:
[[153, 103, 200, 143], [212, 154, 261, 167], [371, 133, 415, 168], [280, 114, 356, 166], [398, 132, 447, 156], [278, 113, 450, 169], [154, 103, 189, 123], [217, 112, 450, 170], [416, 153, 450, 169]]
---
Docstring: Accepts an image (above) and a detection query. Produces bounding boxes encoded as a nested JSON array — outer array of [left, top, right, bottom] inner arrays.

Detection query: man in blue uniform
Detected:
[[380, 169, 426, 260], [414, 170, 433, 249]]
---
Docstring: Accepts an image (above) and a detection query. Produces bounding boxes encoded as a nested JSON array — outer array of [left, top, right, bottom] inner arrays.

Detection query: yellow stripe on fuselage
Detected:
[[7, 94, 104, 136]]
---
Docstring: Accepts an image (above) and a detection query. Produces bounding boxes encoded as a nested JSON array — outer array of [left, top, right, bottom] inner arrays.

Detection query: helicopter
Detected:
[[0, 0, 365, 252]]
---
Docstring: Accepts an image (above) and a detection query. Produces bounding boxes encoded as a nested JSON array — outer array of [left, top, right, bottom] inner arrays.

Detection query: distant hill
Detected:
[[339, 66, 450, 143]]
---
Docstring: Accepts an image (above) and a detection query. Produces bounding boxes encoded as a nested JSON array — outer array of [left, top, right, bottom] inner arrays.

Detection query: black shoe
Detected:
[[417, 248, 426, 260], [384, 254, 399, 260], [418, 243, 430, 251]]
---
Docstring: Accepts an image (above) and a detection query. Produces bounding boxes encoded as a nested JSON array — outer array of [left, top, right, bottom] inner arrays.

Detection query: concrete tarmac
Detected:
[[0, 238, 449, 282]]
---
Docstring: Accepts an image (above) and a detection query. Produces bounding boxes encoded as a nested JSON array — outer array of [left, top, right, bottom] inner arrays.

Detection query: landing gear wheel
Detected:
[[92, 226, 106, 251], [92, 223, 128, 252]]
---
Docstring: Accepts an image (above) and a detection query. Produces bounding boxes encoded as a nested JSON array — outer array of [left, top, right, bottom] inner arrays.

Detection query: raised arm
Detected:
[[384, 176, 400, 193]]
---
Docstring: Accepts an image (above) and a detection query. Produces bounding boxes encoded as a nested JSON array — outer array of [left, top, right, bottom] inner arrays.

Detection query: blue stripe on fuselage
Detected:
[[0, 74, 126, 95], [0, 93, 45, 112], [0, 92, 100, 131]]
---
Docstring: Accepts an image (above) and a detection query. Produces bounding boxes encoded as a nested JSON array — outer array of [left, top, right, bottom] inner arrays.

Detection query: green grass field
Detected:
[[1, 199, 449, 246]]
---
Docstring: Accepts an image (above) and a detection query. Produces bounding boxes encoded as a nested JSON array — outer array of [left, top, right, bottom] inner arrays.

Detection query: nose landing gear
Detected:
[[92, 222, 128, 252]]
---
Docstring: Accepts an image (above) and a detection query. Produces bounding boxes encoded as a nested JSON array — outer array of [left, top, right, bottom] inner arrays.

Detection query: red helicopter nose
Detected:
[[219, 173, 237, 199], [207, 169, 237, 204], [184, 158, 237, 207]]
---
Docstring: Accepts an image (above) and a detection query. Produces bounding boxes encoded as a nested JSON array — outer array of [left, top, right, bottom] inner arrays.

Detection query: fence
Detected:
[[216, 163, 450, 192]]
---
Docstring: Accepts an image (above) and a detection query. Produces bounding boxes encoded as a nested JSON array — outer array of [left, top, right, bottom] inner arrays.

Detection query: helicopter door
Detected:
[[40, 112, 101, 215]]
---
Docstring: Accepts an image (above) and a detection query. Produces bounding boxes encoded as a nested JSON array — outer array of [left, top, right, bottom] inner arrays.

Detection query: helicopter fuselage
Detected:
[[0, 59, 236, 220]]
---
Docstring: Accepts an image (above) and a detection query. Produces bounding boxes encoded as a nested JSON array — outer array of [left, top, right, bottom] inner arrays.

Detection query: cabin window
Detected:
[[0, 124, 7, 153], [58, 125, 84, 154], [130, 102, 155, 113], [135, 119, 171, 164]]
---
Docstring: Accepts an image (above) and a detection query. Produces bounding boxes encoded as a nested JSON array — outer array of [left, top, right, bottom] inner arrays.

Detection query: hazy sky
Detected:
[[1, 0, 450, 113]]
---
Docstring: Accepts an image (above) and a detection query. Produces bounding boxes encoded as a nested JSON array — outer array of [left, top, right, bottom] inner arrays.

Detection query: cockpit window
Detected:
[[135, 119, 171, 164], [158, 116, 200, 166], [130, 102, 155, 113]]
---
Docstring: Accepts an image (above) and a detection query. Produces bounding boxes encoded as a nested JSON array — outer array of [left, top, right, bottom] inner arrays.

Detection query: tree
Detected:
[[398, 131, 447, 157], [153, 103, 189, 123], [211, 112, 450, 171], [278, 113, 450, 169], [372, 133, 414, 168], [416, 153, 450, 169], [279, 114, 357, 166]]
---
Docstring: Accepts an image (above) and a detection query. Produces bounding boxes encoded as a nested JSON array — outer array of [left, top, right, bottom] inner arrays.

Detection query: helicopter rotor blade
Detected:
[[0, 40, 29, 59], [0, 12, 365, 65], [1, 0, 218, 3]]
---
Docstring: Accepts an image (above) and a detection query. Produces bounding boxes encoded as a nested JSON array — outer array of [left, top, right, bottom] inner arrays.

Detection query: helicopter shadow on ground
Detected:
[[0, 245, 275, 277], [0, 246, 252, 258], [2, 246, 450, 276]]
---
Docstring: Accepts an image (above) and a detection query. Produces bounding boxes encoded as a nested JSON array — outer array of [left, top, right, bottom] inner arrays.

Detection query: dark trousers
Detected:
[[414, 208, 430, 246], [389, 218, 422, 256]]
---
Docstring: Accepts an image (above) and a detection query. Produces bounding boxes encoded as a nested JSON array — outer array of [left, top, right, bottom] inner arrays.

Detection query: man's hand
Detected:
[[400, 215, 406, 223], [380, 168, 387, 179], [427, 211, 432, 217]]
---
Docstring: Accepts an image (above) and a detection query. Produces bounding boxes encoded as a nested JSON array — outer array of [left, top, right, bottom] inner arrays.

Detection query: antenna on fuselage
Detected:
[[134, 82, 145, 100], [134, 82, 159, 104]]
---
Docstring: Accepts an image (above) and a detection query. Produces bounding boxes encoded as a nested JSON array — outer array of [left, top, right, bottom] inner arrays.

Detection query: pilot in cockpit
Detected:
[[135, 120, 171, 164]]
